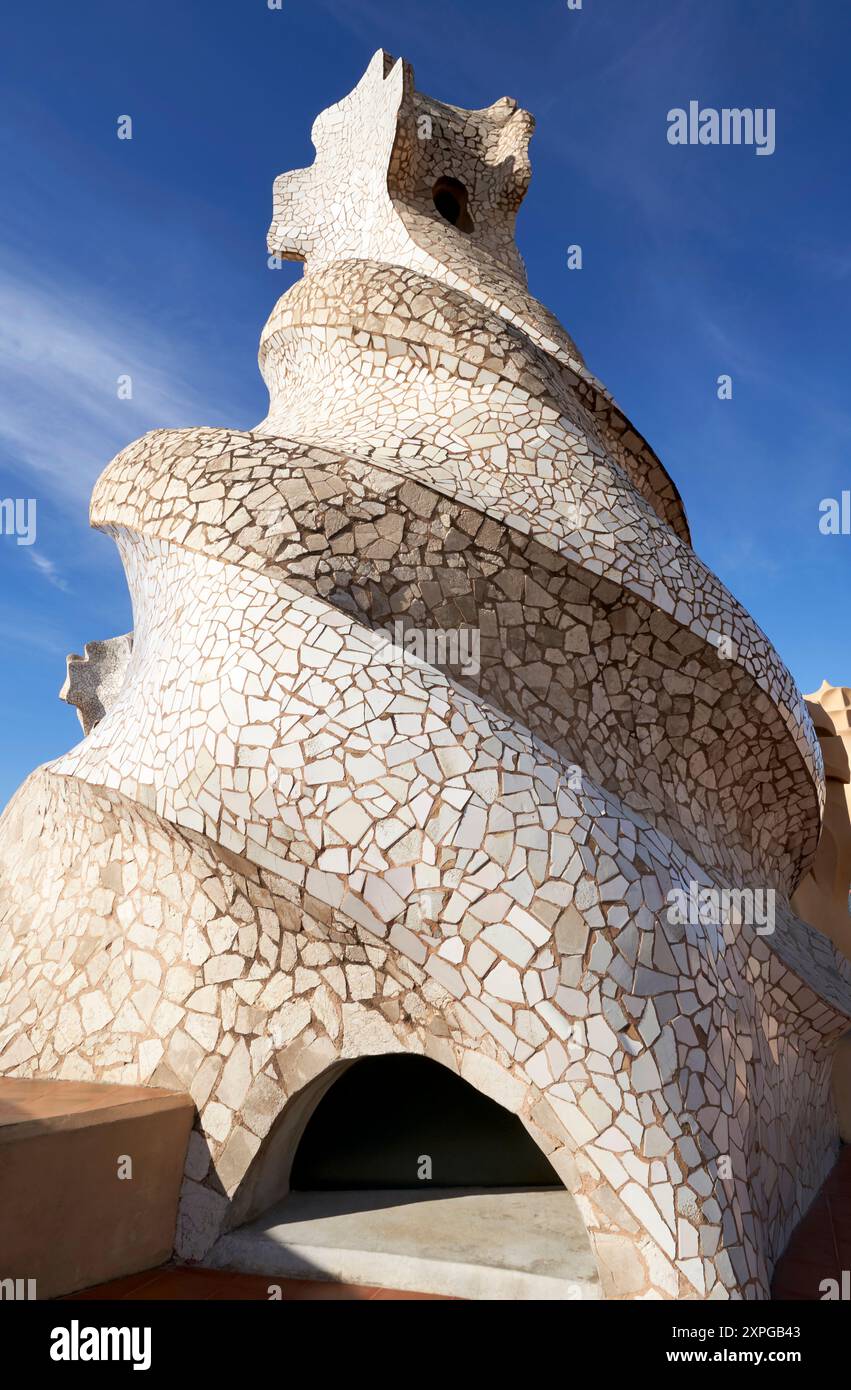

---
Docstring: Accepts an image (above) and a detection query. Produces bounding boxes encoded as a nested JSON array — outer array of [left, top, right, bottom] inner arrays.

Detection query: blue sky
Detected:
[[1, 0, 849, 808]]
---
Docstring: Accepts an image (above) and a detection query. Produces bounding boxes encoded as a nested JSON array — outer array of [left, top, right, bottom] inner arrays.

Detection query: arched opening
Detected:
[[291, 1054, 559, 1189], [432, 176, 475, 233], [206, 1052, 601, 1299]]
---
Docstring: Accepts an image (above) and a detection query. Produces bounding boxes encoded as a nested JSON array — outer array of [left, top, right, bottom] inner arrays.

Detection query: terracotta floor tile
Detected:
[[264, 1277, 380, 1300], [778, 1243, 839, 1271], [207, 1282, 282, 1301], [66, 1264, 453, 1301], [126, 1270, 234, 1302], [773, 1279, 828, 1302], [830, 1234, 851, 1262], [772, 1147, 851, 1299], [63, 1268, 166, 1301]]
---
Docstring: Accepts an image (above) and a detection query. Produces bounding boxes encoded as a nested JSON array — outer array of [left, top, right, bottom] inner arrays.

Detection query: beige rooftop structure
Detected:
[[1, 51, 850, 1300]]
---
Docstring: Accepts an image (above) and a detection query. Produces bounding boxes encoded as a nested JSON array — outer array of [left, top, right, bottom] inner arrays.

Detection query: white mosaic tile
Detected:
[[1, 50, 849, 1301]]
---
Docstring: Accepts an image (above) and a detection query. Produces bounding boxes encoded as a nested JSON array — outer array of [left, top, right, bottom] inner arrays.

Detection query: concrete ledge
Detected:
[[206, 1187, 602, 1301], [0, 1077, 194, 1300]]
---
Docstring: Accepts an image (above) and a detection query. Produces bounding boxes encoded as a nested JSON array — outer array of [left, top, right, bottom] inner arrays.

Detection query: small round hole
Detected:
[[432, 176, 474, 233]]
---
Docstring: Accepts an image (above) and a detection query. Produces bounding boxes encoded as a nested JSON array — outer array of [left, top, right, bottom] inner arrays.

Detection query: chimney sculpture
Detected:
[[2, 52, 850, 1299]]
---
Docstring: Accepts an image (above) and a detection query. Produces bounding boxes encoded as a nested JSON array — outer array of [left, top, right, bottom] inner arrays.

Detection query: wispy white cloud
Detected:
[[0, 246, 259, 595], [27, 550, 69, 591], [0, 250, 240, 512]]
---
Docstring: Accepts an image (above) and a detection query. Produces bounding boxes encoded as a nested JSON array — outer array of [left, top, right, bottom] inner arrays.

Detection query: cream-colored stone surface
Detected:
[[792, 682, 851, 961], [1, 51, 850, 1301]]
